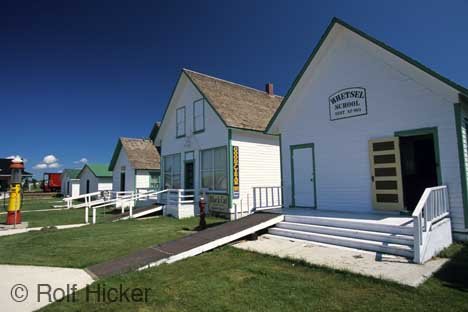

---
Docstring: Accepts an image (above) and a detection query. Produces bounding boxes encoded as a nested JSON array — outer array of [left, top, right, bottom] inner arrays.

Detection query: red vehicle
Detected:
[[42, 173, 62, 192]]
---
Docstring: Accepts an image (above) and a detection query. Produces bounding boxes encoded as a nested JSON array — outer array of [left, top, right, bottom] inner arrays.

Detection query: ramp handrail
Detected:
[[63, 191, 102, 208], [412, 185, 450, 263], [252, 186, 282, 212], [89, 189, 167, 224]]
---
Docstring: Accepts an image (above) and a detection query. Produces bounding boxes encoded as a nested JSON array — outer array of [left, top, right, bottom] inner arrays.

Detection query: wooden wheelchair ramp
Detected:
[[110, 204, 164, 222], [86, 213, 283, 279]]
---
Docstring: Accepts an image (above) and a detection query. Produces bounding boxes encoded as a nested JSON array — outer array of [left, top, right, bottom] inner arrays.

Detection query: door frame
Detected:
[[184, 151, 195, 190], [290, 143, 317, 208], [394, 127, 442, 185]]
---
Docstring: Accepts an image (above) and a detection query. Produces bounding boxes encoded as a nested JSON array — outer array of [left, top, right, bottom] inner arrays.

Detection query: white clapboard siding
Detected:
[[231, 130, 281, 213], [112, 149, 135, 192], [269, 23, 466, 232], [135, 170, 150, 189], [79, 166, 112, 194]]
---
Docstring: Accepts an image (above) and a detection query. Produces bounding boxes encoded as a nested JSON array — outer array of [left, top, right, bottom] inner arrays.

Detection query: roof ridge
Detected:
[[183, 68, 283, 99], [120, 137, 152, 141]]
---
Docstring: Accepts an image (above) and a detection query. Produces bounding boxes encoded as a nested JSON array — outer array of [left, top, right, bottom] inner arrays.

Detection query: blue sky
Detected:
[[2, 0, 467, 178]]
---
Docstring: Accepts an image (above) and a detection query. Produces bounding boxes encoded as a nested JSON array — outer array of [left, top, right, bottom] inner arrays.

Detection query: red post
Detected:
[[199, 196, 206, 229]]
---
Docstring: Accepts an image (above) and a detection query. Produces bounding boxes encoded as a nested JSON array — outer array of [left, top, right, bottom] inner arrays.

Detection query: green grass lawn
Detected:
[[20, 208, 88, 227], [40, 243, 468, 312], [0, 196, 118, 227], [0, 216, 224, 268]]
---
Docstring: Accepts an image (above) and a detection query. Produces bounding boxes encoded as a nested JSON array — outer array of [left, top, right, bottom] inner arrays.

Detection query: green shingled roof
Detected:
[[63, 169, 81, 179], [79, 164, 112, 178]]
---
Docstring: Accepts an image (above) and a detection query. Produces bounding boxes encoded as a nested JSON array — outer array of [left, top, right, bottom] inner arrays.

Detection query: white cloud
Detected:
[[74, 158, 88, 164], [48, 163, 62, 169], [33, 163, 48, 170], [43, 155, 58, 164], [33, 154, 61, 170], [6, 155, 15, 159]]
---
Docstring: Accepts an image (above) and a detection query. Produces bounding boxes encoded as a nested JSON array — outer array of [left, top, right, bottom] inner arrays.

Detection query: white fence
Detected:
[[252, 186, 282, 211], [413, 185, 451, 263]]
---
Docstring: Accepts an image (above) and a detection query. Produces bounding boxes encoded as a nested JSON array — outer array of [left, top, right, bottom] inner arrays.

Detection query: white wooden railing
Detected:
[[63, 191, 102, 209], [252, 186, 282, 212], [87, 188, 197, 224], [413, 185, 450, 263], [89, 189, 165, 224]]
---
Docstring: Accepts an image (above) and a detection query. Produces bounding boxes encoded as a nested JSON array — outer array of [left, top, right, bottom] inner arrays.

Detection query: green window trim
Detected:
[[290, 143, 317, 209], [163, 153, 182, 189], [394, 127, 442, 186], [199, 145, 228, 192], [279, 134, 284, 208], [454, 103, 468, 227], [193, 98, 205, 134], [228, 129, 233, 208], [176, 107, 186, 138]]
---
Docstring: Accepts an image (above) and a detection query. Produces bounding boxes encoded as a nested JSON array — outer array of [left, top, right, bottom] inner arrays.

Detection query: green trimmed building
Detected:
[[77, 164, 113, 194]]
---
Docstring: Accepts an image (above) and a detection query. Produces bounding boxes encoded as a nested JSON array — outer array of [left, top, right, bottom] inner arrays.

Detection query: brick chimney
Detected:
[[266, 83, 274, 95]]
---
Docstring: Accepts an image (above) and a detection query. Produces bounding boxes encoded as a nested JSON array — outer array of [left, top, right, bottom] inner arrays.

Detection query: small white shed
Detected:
[[61, 169, 81, 197], [109, 136, 161, 193], [78, 164, 113, 194], [266, 18, 468, 240]]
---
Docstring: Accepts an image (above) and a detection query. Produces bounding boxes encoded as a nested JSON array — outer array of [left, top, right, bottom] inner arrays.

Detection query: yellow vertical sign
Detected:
[[232, 146, 239, 198]]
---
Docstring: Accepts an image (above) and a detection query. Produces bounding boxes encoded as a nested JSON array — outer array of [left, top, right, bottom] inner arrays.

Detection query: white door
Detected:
[[71, 182, 80, 197], [291, 144, 316, 207]]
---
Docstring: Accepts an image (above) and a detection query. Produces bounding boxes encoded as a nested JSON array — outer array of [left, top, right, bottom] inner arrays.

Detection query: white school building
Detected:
[[154, 69, 282, 219], [266, 18, 468, 242], [109, 136, 161, 193]]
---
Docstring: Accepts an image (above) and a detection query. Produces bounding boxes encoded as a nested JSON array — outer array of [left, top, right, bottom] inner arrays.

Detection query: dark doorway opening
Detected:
[[399, 134, 439, 211], [120, 172, 125, 191], [86, 180, 90, 194], [185, 161, 194, 192]]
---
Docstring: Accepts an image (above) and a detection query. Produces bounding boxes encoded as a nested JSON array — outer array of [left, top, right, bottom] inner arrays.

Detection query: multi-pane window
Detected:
[[149, 172, 160, 190], [193, 99, 205, 133], [163, 154, 181, 189], [176, 107, 185, 137], [201, 147, 227, 191]]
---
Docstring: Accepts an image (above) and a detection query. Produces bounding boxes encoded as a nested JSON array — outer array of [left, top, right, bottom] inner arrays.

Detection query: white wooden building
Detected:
[[154, 69, 282, 219], [78, 164, 113, 194], [61, 169, 80, 197], [266, 18, 468, 247], [109, 136, 161, 193]]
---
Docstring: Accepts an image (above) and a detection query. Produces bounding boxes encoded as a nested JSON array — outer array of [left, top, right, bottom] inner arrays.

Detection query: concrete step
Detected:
[[284, 215, 413, 236], [277, 222, 414, 246], [268, 227, 414, 258]]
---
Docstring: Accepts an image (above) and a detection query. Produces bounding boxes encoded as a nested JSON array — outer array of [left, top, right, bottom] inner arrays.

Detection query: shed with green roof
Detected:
[[77, 163, 113, 194]]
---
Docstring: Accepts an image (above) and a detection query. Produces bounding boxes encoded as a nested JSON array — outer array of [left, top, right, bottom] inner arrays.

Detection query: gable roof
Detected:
[[109, 138, 160, 171], [266, 17, 468, 131], [62, 169, 80, 179], [79, 164, 112, 179], [158, 69, 283, 135]]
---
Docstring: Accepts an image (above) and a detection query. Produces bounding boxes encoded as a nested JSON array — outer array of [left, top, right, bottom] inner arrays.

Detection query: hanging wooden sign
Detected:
[[232, 146, 240, 199]]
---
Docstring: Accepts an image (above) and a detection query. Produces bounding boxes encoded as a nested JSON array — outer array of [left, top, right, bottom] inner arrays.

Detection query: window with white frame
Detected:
[[163, 154, 181, 189], [201, 147, 227, 191], [176, 107, 185, 137], [193, 99, 205, 133]]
